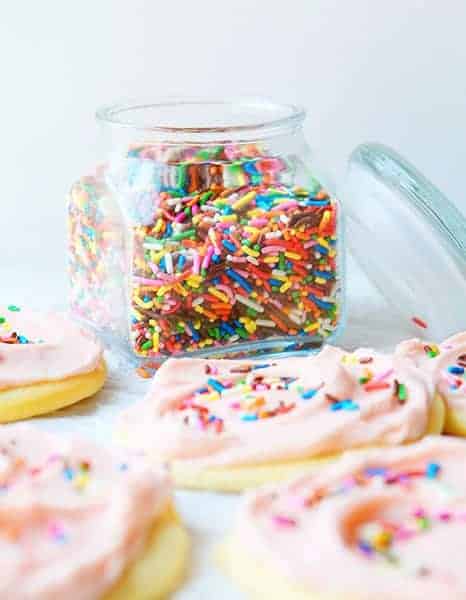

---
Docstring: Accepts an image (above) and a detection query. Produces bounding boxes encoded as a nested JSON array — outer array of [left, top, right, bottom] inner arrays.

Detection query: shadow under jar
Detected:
[[68, 99, 343, 362]]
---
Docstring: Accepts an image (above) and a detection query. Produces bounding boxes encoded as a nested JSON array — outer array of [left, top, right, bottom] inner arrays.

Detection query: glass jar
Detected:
[[68, 99, 343, 361]]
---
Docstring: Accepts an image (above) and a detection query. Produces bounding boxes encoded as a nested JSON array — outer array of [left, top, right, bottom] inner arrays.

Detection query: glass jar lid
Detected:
[[344, 143, 466, 341]]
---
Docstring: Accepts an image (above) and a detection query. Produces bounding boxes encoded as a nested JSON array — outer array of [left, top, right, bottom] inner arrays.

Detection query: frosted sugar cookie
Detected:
[[0, 305, 106, 421], [117, 345, 444, 491], [220, 436, 466, 600], [0, 424, 188, 599], [397, 332, 466, 436]]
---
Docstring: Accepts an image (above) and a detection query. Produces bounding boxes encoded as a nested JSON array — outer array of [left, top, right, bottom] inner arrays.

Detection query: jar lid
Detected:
[[344, 143, 466, 341]]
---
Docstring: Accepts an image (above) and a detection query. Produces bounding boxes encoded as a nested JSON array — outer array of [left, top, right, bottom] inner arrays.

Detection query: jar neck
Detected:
[[96, 98, 306, 146]]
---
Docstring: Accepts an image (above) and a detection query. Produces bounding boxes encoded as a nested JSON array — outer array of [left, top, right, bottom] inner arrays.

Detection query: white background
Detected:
[[1, 0, 465, 278], [1, 2, 466, 598]]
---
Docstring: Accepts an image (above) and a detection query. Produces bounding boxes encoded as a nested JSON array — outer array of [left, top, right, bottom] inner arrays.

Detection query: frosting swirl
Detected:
[[119, 345, 435, 468], [231, 436, 466, 599], [0, 424, 171, 599]]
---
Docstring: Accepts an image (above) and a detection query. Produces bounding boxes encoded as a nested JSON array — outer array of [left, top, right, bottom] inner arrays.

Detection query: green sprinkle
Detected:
[[397, 382, 408, 402], [8, 305, 20, 312], [141, 340, 153, 351], [0, 317, 5, 324], [169, 229, 196, 241]]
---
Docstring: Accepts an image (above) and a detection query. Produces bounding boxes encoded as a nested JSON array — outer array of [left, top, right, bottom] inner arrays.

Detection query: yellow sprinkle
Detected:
[[73, 473, 89, 491], [156, 286, 171, 297], [133, 297, 154, 309], [280, 281, 292, 293], [272, 273, 288, 282], [304, 322, 319, 332], [152, 250, 167, 264], [373, 531, 392, 551], [329, 250, 336, 258], [232, 191, 257, 211], [194, 319, 201, 330], [194, 305, 205, 315], [263, 256, 279, 264], [241, 246, 260, 258], [174, 283, 188, 297], [187, 277, 202, 289], [244, 226, 260, 234], [314, 277, 326, 285], [284, 251, 301, 260], [219, 214, 237, 223], [154, 218, 164, 233], [317, 237, 330, 249], [152, 331, 159, 352], [208, 287, 229, 303]]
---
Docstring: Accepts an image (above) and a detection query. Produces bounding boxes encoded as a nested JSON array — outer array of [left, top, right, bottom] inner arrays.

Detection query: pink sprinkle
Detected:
[[413, 507, 426, 518], [372, 368, 394, 383], [228, 256, 247, 263], [250, 218, 268, 227], [261, 246, 282, 255], [133, 276, 165, 286], [277, 201, 298, 210], [202, 246, 214, 270], [236, 268, 251, 278], [192, 204, 199, 215], [437, 511, 452, 522], [210, 366, 219, 375], [192, 251, 200, 275], [174, 212, 186, 223], [272, 514, 297, 528], [229, 402, 241, 410], [303, 240, 317, 249]]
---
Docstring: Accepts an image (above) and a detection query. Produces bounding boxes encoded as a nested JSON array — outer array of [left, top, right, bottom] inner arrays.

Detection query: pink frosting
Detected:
[[0, 424, 171, 599], [396, 332, 466, 412], [118, 345, 435, 468], [0, 307, 103, 389], [233, 436, 466, 599]]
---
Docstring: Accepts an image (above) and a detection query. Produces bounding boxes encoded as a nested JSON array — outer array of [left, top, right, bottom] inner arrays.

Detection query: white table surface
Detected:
[[2, 256, 424, 599]]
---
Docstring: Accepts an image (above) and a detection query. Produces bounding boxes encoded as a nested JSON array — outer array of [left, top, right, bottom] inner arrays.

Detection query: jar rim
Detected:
[[95, 97, 306, 141]]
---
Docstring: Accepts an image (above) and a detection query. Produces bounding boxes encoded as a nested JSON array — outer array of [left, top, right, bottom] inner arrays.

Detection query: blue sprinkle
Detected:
[[301, 388, 318, 400], [358, 540, 374, 555], [177, 255, 186, 270], [304, 199, 330, 207], [425, 462, 441, 479], [222, 206, 233, 215], [448, 365, 465, 375], [195, 387, 209, 394], [119, 463, 129, 471], [241, 414, 258, 422], [222, 239, 237, 253], [308, 294, 335, 311], [225, 269, 253, 293], [252, 364, 271, 370], [18, 336, 29, 344], [243, 160, 259, 175], [63, 467, 75, 481], [207, 378, 225, 393], [221, 323, 236, 336], [269, 279, 282, 287], [212, 255, 221, 264], [314, 270, 334, 280], [364, 467, 387, 477], [331, 400, 359, 412], [314, 244, 329, 255], [212, 277, 220, 285]]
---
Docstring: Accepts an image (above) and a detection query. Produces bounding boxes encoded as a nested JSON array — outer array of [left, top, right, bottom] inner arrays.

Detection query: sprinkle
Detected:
[[412, 316, 428, 329], [425, 462, 441, 479], [207, 378, 225, 393], [301, 388, 319, 400], [272, 514, 297, 528]]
